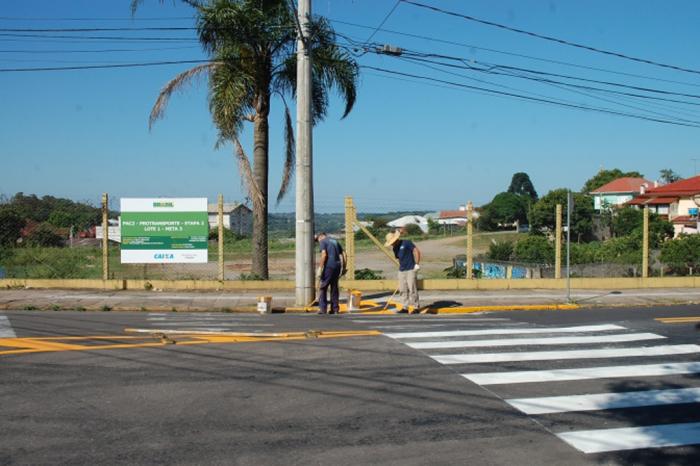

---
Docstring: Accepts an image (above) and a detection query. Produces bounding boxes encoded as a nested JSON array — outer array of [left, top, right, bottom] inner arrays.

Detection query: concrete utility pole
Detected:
[[295, 0, 315, 306], [566, 192, 573, 302], [555, 204, 562, 279]]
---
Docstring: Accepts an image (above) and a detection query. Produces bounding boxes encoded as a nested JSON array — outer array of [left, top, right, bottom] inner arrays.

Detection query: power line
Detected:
[[401, 0, 700, 76], [329, 18, 700, 89], [0, 33, 197, 41], [363, 0, 401, 45], [361, 65, 700, 129], [0, 16, 193, 21], [397, 55, 700, 126], [0, 27, 198, 32], [0, 46, 199, 54], [394, 47, 700, 101], [395, 52, 700, 107], [0, 59, 211, 73]]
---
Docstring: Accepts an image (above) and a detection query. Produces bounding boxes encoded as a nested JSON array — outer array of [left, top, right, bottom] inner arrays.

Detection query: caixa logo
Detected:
[[154, 253, 175, 260]]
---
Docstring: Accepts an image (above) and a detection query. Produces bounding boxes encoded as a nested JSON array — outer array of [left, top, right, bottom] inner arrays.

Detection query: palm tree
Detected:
[[132, 0, 359, 278]]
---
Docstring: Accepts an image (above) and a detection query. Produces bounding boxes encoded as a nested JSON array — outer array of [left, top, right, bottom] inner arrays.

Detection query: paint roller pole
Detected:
[[294, 0, 315, 306]]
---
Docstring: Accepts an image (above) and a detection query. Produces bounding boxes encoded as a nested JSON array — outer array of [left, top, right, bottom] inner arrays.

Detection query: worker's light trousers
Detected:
[[398, 269, 419, 309]]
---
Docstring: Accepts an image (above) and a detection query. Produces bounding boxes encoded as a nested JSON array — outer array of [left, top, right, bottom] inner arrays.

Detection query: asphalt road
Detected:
[[2, 305, 700, 465]]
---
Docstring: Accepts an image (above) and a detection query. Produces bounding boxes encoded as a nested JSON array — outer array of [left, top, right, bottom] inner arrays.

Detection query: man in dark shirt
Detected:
[[315, 232, 347, 314], [385, 230, 421, 313]]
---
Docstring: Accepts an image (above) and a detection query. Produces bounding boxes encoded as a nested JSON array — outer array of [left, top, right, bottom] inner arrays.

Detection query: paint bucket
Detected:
[[348, 290, 362, 311], [257, 296, 272, 314]]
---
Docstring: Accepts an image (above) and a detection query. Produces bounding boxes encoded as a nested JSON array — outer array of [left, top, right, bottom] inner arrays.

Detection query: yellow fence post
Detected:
[[643, 206, 649, 278], [218, 194, 224, 282], [344, 196, 356, 279], [466, 201, 473, 279], [101, 193, 109, 280], [555, 204, 562, 279]]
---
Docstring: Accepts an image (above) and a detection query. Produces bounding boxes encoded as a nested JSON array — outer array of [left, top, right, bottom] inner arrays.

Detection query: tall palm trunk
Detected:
[[252, 90, 270, 279]]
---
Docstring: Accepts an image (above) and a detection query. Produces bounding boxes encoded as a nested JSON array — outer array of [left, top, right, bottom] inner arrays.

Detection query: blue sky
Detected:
[[2, 0, 700, 213]]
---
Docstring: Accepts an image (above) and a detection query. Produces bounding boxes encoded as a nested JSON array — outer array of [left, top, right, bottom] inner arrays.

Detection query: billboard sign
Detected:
[[120, 198, 208, 264]]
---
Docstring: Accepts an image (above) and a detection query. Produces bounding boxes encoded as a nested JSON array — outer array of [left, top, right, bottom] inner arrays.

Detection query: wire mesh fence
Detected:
[[0, 227, 695, 281]]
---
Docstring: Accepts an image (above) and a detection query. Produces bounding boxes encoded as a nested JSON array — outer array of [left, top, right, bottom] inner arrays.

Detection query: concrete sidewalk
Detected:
[[1, 287, 699, 312]]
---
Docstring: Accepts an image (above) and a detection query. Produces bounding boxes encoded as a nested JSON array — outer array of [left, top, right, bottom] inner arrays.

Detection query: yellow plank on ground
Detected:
[[0, 329, 382, 357], [655, 316, 700, 324]]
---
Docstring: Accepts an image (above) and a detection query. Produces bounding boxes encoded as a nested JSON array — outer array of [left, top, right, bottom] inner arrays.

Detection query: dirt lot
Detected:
[[111, 232, 522, 280], [224, 232, 521, 280]]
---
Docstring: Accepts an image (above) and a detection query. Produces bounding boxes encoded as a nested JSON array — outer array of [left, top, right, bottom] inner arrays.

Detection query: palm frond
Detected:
[[276, 99, 295, 204], [149, 63, 216, 130], [130, 0, 203, 16], [233, 137, 265, 211], [208, 60, 255, 141]]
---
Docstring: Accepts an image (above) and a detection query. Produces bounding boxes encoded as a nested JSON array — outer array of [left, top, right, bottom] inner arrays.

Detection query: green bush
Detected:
[[597, 235, 642, 264], [403, 224, 425, 237], [354, 225, 384, 241], [208, 228, 245, 242], [25, 223, 64, 247], [239, 272, 265, 280], [444, 265, 481, 279], [514, 235, 554, 264], [660, 234, 700, 275], [0, 208, 25, 247], [355, 268, 383, 280], [487, 241, 514, 261]]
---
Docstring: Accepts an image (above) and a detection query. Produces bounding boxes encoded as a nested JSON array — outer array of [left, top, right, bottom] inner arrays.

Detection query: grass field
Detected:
[[0, 231, 525, 280]]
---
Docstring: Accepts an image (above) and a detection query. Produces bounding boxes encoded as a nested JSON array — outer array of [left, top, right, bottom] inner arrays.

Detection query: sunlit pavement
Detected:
[[2, 306, 700, 465]]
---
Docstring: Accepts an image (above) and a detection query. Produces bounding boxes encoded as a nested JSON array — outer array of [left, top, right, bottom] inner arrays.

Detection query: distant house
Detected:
[[207, 202, 252, 236], [627, 175, 700, 237], [438, 209, 468, 226], [590, 177, 653, 211], [387, 215, 429, 233], [435, 206, 480, 226]]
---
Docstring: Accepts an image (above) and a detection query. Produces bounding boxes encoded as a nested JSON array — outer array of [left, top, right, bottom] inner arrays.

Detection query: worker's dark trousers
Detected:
[[319, 266, 341, 313]]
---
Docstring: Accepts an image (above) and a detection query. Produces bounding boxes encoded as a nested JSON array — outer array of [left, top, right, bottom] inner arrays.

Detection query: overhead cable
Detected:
[[401, 0, 700, 76]]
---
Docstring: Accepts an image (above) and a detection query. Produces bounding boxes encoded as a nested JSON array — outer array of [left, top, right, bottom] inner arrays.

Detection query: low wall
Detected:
[[1, 277, 698, 291]]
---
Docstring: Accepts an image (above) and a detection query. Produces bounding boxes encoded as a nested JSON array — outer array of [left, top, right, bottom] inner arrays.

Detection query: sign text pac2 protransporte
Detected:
[[120, 198, 208, 264]]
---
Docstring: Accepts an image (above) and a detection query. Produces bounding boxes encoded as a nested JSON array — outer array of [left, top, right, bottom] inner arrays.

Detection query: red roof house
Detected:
[[626, 175, 700, 236], [590, 177, 653, 211]]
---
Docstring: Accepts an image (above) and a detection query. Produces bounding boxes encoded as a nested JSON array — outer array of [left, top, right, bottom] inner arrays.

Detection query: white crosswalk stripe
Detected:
[[386, 323, 625, 339], [463, 361, 700, 385], [0, 315, 16, 338], [507, 387, 700, 415], [431, 344, 700, 364], [384, 319, 700, 455], [557, 422, 700, 454], [407, 332, 663, 349]]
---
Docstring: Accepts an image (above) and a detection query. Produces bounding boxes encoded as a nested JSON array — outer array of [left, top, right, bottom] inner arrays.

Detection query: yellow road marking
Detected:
[[0, 330, 382, 357], [656, 316, 700, 324]]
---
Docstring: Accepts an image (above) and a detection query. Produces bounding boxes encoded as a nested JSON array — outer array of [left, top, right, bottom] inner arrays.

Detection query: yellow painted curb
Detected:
[[431, 304, 580, 314]]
